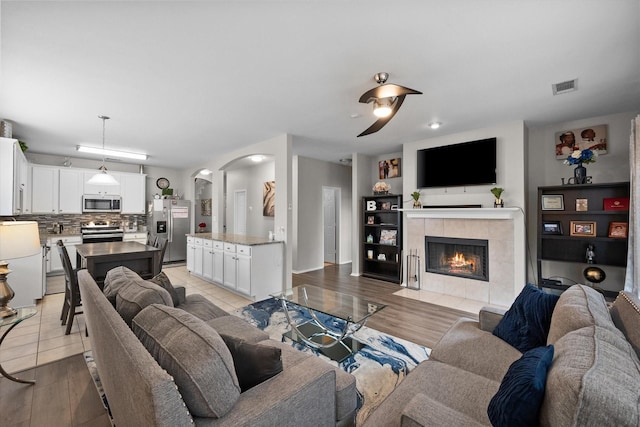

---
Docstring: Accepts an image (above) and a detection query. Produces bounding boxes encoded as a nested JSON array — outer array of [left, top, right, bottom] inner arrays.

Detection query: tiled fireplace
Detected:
[[405, 208, 525, 307]]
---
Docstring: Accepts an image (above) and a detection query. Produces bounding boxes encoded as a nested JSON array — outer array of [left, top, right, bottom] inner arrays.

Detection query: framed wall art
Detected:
[[542, 221, 563, 235], [263, 181, 275, 217], [570, 221, 596, 237], [608, 222, 628, 238], [541, 194, 564, 211], [555, 124, 607, 159], [378, 158, 401, 179]]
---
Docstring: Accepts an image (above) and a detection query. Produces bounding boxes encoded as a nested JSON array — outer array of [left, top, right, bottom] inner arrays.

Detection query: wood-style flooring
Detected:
[[1, 263, 475, 426], [294, 263, 477, 349]]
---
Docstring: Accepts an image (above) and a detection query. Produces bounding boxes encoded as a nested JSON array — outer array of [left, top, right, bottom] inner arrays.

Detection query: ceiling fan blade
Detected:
[[359, 84, 422, 104], [357, 96, 406, 137]]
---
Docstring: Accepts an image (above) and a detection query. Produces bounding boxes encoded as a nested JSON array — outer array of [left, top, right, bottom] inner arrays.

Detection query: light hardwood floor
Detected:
[[0, 263, 478, 425]]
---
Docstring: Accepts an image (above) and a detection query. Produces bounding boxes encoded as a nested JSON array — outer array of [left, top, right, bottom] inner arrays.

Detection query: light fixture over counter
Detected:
[[77, 145, 148, 161], [86, 115, 119, 186]]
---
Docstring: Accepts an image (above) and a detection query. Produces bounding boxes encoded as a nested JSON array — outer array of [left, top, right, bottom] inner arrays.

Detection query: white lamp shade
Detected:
[[0, 221, 41, 260], [87, 170, 119, 186]]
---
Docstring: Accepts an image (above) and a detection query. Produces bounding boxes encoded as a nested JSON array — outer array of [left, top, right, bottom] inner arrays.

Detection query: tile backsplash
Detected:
[[1, 213, 147, 235]]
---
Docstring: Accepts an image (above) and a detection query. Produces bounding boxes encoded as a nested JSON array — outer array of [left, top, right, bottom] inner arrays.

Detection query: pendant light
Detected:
[[87, 115, 119, 186]]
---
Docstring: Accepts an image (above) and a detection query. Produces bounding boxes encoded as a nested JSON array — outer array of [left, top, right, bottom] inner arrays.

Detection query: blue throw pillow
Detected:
[[493, 284, 559, 352], [487, 345, 554, 427]]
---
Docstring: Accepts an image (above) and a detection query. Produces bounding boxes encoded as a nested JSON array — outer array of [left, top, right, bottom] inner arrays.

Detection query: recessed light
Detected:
[[428, 122, 441, 130], [249, 155, 264, 162], [350, 113, 361, 119], [200, 169, 212, 175]]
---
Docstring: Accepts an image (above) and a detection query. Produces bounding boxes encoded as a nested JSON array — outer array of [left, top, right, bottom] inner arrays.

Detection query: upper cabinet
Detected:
[[119, 173, 146, 214], [31, 165, 59, 214], [0, 137, 29, 215], [58, 169, 84, 214]]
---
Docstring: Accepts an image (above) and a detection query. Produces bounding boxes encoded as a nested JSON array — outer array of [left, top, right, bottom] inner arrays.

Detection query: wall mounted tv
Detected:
[[417, 137, 497, 188]]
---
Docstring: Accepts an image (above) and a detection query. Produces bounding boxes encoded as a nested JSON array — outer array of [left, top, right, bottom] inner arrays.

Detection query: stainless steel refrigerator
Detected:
[[147, 199, 191, 263]]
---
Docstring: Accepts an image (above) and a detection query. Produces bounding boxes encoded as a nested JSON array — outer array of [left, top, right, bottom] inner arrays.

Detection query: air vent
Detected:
[[552, 79, 578, 95]]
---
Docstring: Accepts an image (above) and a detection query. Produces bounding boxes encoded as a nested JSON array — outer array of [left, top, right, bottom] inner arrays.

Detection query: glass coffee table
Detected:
[[271, 285, 386, 362]]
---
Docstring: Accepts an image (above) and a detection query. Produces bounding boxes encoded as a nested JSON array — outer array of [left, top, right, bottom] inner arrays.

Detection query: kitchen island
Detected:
[[186, 233, 283, 301]]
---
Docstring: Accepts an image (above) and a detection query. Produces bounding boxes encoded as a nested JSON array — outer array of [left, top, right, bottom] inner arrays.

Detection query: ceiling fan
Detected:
[[357, 72, 422, 137]]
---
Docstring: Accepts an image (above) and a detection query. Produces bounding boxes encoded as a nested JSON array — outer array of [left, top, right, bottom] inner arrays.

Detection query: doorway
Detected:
[[323, 187, 340, 264], [234, 189, 247, 235]]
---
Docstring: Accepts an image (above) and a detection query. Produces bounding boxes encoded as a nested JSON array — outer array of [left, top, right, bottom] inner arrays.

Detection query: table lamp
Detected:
[[0, 221, 41, 318]]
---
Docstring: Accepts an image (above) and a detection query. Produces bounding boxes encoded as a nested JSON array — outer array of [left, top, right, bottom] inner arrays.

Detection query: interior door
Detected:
[[323, 187, 337, 264], [234, 190, 247, 235]]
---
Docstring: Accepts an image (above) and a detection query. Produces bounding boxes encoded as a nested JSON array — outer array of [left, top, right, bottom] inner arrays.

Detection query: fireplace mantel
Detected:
[[402, 207, 521, 220]]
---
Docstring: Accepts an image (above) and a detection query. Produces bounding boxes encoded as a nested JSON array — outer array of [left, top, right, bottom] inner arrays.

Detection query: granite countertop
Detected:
[[187, 232, 282, 246]]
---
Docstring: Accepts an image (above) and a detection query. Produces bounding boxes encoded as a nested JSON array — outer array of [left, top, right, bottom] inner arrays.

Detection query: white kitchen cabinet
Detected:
[[83, 171, 121, 195], [124, 232, 147, 244], [31, 165, 59, 214], [186, 236, 196, 272], [120, 173, 146, 214], [58, 169, 83, 214], [212, 241, 224, 284], [223, 243, 237, 289], [202, 240, 214, 281], [193, 238, 204, 276], [47, 236, 82, 273], [236, 245, 251, 296], [0, 137, 29, 215]]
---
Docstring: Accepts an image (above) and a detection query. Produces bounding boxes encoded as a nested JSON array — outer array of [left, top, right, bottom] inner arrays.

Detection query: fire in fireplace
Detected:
[[425, 236, 489, 281]]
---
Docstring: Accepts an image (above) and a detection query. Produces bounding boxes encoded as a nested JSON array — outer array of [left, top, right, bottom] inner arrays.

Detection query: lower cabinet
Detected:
[[123, 232, 147, 245], [47, 235, 82, 273], [186, 236, 283, 300]]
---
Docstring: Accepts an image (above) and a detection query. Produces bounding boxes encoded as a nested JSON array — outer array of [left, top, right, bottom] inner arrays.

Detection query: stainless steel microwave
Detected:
[[82, 195, 122, 213]]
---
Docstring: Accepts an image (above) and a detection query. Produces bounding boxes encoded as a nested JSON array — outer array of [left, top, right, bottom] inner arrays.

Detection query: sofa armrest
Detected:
[[174, 286, 186, 305], [196, 357, 337, 426], [479, 306, 507, 332], [401, 393, 486, 427]]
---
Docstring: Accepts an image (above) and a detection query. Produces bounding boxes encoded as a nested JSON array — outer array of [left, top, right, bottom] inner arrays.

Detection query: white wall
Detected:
[[225, 160, 275, 238], [352, 152, 373, 276], [527, 111, 635, 290], [293, 156, 352, 272]]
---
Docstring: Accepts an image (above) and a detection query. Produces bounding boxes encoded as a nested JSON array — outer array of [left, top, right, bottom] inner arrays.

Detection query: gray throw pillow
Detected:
[[116, 279, 174, 326], [220, 334, 283, 392], [147, 271, 180, 306], [132, 304, 241, 418]]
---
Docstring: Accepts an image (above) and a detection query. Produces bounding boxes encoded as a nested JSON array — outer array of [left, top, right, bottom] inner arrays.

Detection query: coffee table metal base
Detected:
[[283, 322, 365, 362]]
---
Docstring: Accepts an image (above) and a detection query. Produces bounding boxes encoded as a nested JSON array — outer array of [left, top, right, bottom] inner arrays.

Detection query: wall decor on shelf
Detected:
[[201, 199, 212, 216], [555, 124, 607, 159], [263, 180, 275, 217], [541, 194, 564, 210], [608, 222, 628, 238], [575, 198, 588, 211], [378, 158, 401, 179], [367, 215, 375, 225], [379, 229, 397, 245], [569, 221, 596, 237], [542, 221, 563, 235]]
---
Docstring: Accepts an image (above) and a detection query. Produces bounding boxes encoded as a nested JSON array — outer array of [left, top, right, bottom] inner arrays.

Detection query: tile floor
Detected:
[[0, 265, 252, 375]]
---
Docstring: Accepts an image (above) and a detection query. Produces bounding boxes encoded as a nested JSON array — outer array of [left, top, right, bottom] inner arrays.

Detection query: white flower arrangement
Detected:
[[373, 182, 390, 193]]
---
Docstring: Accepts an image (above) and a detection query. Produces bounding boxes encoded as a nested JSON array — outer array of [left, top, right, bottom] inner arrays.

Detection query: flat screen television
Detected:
[[417, 137, 497, 188]]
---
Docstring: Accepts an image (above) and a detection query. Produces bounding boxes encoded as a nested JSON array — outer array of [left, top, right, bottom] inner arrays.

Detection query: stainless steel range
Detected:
[[81, 221, 124, 243]]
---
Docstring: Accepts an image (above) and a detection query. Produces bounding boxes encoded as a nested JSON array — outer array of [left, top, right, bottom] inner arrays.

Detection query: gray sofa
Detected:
[[78, 267, 357, 427], [363, 284, 640, 426]]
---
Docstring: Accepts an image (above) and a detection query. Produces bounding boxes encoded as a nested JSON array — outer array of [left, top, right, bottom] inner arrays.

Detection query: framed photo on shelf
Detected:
[[381, 202, 391, 210], [608, 222, 628, 238], [570, 221, 596, 237], [542, 221, 563, 235], [379, 229, 397, 245], [367, 215, 375, 225], [541, 194, 564, 210], [576, 199, 588, 211]]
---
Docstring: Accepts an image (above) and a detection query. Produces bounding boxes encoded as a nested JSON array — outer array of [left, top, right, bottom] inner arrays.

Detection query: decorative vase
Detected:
[[494, 199, 504, 208], [413, 200, 422, 209], [574, 164, 587, 184]]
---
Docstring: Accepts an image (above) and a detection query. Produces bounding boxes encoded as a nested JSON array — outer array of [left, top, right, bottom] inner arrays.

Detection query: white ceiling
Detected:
[[1, 0, 639, 170]]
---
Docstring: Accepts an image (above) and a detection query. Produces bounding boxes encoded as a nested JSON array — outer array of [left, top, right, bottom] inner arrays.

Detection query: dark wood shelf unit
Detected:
[[537, 182, 630, 294], [363, 194, 402, 284]]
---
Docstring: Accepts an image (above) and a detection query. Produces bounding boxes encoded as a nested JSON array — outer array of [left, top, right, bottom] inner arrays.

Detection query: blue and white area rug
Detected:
[[232, 297, 431, 425]]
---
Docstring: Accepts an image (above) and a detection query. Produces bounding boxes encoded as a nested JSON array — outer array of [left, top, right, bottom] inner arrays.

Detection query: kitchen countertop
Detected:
[[187, 232, 282, 246]]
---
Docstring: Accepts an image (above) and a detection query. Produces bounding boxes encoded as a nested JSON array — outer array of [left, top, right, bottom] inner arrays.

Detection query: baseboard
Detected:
[[292, 265, 325, 274]]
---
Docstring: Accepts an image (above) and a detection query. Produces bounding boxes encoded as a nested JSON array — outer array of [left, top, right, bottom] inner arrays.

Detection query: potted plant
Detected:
[[411, 190, 421, 208], [491, 187, 504, 208]]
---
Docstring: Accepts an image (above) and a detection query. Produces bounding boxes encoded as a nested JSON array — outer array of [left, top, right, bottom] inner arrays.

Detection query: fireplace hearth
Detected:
[[425, 236, 489, 281]]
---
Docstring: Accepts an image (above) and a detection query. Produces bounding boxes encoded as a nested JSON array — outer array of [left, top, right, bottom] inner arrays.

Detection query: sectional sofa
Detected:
[[78, 266, 357, 426], [363, 284, 640, 426]]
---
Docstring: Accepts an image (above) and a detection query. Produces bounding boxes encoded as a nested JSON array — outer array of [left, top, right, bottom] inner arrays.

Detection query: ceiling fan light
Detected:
[[373, 98, 393, 118]]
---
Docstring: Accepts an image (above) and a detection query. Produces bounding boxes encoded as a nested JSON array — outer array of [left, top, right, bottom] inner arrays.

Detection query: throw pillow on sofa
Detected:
[[493, 284, 559, 352], [220, 333, 283, 392], [487, 345, 554, 427], [116, 278, 174, 326], [132, 304, 241, 418], [147, 271, 181, 306]]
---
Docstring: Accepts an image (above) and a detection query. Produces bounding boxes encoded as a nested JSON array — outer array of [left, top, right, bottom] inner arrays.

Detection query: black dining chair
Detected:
[[154, 237, 168, 272], [146, 233, 158, 247], [57, 240, 85, 336]]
